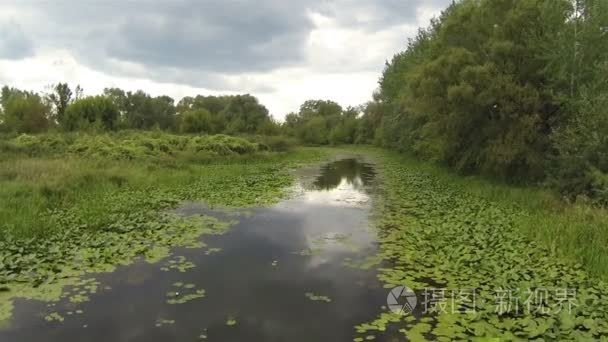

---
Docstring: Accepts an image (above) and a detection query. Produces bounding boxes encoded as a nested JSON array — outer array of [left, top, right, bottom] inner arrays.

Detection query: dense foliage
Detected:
[[371, 0, 608, 203], [0, 87, 50, 133], [0, 85, 279, 136], [0, 132, 265, 161], [283, 100, 361, 145], [62, 96, 120, 131]]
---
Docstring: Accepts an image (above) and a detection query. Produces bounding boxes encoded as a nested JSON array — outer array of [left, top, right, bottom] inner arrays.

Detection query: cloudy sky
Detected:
[[0, 0, 450, 120]]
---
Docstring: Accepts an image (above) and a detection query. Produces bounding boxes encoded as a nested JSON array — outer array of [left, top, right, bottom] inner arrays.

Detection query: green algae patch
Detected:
[[0, 295, 13, 324], [166, 283, 205, 305], [226, 316, 237, 326], [204, 247, 222, 255], [305, 292, 332, 303], [44, 312, 64, 322], [0, 214, 233, 326], [155, 318, 175, 327], [161, 255, 196, 273], [293, 247, 323, 257], [343, 254, 383, 270], [144, 246, 171, 264]]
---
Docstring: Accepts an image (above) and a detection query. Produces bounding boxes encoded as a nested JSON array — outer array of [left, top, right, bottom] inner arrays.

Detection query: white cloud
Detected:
[[0, 1, 450, 120]]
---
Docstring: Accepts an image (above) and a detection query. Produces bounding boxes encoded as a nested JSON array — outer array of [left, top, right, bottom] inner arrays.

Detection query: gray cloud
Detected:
[[3, 0, 452, 89], [317, 0, 451, 31], [106, 1, 313, 73], [0, 19, 34, 60]]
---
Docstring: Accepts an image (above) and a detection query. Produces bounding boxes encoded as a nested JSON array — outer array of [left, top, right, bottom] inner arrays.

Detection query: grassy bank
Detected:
[[0, 132, 327, 323], [368, 148, 608, 279], [0, 131, 301, 238], [351, 147, 608, 340]]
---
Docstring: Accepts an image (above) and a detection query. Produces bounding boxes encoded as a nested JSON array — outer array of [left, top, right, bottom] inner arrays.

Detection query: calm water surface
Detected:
[[1, 158, 401, 342]]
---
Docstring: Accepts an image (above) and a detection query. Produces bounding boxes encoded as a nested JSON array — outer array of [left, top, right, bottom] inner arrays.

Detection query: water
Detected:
[[1, 158, 398, 342]]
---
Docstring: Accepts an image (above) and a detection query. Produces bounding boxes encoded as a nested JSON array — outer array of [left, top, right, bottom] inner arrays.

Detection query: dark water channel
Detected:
[[1, 158, 401, 342]]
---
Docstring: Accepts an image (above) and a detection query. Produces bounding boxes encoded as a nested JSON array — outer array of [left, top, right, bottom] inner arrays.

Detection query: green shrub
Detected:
[[2, 94, 50, 133], [179, 109, 213, 133], [0, 132, 263, 161], [251, 135, 296, 152], [188, 134, 258, 155]]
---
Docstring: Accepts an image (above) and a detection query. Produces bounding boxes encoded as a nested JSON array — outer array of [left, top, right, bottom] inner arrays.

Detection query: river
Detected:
[[1, 158, 402, 341]]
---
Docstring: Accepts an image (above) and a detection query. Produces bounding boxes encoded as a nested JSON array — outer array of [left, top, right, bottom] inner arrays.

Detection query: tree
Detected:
[[299, 100, 342, 120], [103, 88, 129, 113], [356, 100, 384, 144], [1, 88, 50, 133], [256, 119, 281, 136], [219, 95, 271, 134], [63, 96, 119, 131], [329, 107, 359, 145], [179, 108, 213, 133], [373, 0, 579, 180], [47, 83, 72, 124], [550, 61, 608, 204], [103, 90, 177, 130], [300, 117, 329, 145]]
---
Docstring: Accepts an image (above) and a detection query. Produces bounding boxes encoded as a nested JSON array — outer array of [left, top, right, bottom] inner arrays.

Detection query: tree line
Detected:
[[0, 84, 282, 136], [0, 84, 372, 145], [359, 0, 608, 204]]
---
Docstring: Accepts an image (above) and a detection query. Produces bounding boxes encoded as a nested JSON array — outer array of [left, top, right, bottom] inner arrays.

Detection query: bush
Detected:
[[179, 109, 212, 133], [249, 135, 296, 152], [188, 134, 258, 155], [0, 132, 263, 160], [2, 93, 50, 133], [263, 136, 296, 152]]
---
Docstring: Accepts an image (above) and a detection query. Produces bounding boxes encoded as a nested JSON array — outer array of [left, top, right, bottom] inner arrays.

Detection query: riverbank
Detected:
[[353, 147, 608, 340], [361, 147, 608, 279]]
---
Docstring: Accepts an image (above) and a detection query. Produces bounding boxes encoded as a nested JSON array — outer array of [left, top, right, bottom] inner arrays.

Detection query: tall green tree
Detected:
[[47, 83, 72, 124], [63, 96, 119, 131], [220, 95, 271, 134]]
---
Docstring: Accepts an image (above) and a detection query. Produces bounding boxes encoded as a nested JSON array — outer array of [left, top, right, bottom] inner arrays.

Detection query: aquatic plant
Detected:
[[226, 316, 237, 326], [166, 283, 205, 305], [354, 150, 608, 340], [305, 292, 332, 303], [155, 318, 175, 327], [0, 139, 327, 324]]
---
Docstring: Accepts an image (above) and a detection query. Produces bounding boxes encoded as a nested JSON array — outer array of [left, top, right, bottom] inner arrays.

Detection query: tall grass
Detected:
[[0, 132, 323, 240]]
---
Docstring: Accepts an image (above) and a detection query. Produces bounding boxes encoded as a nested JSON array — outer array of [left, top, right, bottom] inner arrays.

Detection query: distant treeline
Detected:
[[0, 84, 371, 145], [0, 85, 281, 135]]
